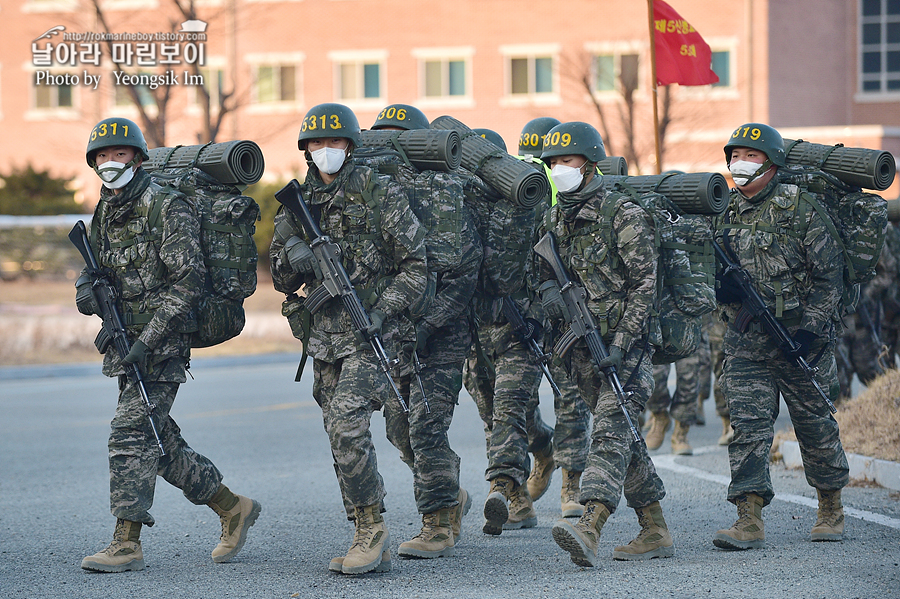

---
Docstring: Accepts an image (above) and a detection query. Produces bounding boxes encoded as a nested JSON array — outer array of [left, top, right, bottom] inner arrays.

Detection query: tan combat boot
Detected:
[[560, 469, 584, 518], [81, 519, 145, 573], [718, 416, 734, 446], [329, 551, 391, 574], [450, 487, 472, 541], [526, 443, 556, 501], [713, 493, 765, 550], [398, 507, 456, 558], [551, 500, 611, 567], [343, 503, 390, 574], [503, 483, 538, 530], [208, 485, 262, 563], [645, 411, 671, 450], [811, 489, 844, 542], [670, 420, 693, 456], [482, 475, 514, 535], [613, 501, 675, 560]]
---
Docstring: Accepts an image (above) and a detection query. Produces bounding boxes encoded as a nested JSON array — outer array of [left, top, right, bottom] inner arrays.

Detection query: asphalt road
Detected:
[[2, 353, 899, 599]]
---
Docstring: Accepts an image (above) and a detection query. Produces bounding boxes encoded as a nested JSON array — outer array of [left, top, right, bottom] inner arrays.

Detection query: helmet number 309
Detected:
[[90, 122, 128, 142], [547, 131, 572, 148]]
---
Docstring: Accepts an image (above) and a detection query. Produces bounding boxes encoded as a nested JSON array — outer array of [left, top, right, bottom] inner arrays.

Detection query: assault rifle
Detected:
[[68, 221, 167, 456], [501, 296, 562, 399], [274, 179, 410, 412], [533, 232, 642, 442], [713, 238, 837, 413]]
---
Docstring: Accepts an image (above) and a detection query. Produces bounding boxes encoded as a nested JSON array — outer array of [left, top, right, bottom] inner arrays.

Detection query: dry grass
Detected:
[[834, 368, 900, 462]]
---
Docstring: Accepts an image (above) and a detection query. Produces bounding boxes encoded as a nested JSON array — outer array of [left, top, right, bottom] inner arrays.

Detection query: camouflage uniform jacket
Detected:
[[270, 163, 427, 363], [539, 177, 658, 353], [90, 168, 202, 380], [715, 176, 844, 360]]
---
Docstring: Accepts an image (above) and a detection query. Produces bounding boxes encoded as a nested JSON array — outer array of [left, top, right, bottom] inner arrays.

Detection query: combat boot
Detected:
[[450, 487, 472, 541], [811, 489, 844, 542], [645, 411, 671, 450], [560, 469, 584, 518], [329, 551, 391, 574], [551, 500, 611, 567], [713, 493, 765, 550], [399, 508, 455, 558], [208, 485, 262, 563], [670, 421, 693, 455], [526, 443, 556, 501], [696, 397, 706, 425], [81, 519, 144, 573], [504, 483, 537, 530], [718, 416, 734, 446], [613, 501, 675, 560], [483, 475, 514, 535], [343, 503, 390, 574]]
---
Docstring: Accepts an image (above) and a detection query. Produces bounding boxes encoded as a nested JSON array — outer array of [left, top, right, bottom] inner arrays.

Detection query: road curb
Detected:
[[780, 440, 900, 492]]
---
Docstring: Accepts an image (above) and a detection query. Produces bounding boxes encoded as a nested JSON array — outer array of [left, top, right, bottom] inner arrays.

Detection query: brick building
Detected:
[[1, 0, 898, 204]]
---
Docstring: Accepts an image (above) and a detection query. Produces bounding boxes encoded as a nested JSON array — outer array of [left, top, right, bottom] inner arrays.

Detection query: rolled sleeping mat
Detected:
[[431, 115, 549, 209], [783, 139, 896, 191], [144, 140, 266, 186], [601, 171, 729, 215], [597, 156, 628, 176], [357, 129, 461, 172], [888, 198, 900, 222]]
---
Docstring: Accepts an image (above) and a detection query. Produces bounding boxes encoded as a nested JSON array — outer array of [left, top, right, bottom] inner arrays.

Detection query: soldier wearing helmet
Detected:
[[371, 103, 431, 131], [536, 121, 675, 567], [79, 117, 260, 573], [712, 123, 849, 551], [270, 103, 427, 575]]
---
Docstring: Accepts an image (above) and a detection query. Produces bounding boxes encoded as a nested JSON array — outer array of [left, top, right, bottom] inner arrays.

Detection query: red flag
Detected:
[[652, 0, 719, 86]]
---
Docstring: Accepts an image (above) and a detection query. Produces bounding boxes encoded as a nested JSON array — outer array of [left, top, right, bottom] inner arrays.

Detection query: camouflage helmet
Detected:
[[371, 104, 430, 131], [473, 128, 507, 153], [518, 117, 561, 156], [85, 117, 149, 166], [724, 123, 786, 167], [541, 121, 606, 165], [298, 103, 360, 150]]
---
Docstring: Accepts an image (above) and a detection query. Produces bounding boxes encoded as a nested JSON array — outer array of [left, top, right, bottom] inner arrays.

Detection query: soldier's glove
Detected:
[[123, 339, 150, 372], [715, 271, 743, 305], [415, 324, 432, 356], [539, 281, 571, 322], [366, 309, 387, 339], [596, 344, 624, 375], [788, 329, 818, 360], [283, 236, 322, 278], [75, 272, 97, 316]]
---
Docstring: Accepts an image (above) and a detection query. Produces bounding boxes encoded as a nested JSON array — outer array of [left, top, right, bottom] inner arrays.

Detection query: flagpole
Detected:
[[647, 0, 662, 174]]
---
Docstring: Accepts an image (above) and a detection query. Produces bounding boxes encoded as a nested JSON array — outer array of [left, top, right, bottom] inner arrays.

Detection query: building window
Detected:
[[113, 72, 157, 108], [423, 58, 466, 98], [711, 50, 730, 87], [508, 55, 554, 95], [188, 67, 225, 109], [592, 52, 639, 93], [255, 65, 297, 103], [34, 75, 73, 109], [860, 0, 900, 93], [337, 61, 382, 101]]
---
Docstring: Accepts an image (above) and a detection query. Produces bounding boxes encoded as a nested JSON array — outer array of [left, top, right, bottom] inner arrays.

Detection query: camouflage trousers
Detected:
[[837, 307, 892, 398], [463, 324, 541, 486], [697, 316, 729, 418], [110, 377, 222, 525], [648, 355, 700, 424], [529, 361, 591, 472], [719, 343, 849, 507], [384, 357, 463, 515], [313, 351, 388, 510], [570, 343, 666, 513]]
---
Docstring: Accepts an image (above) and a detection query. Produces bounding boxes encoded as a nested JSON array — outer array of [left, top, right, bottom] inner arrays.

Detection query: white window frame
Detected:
[[186, 57, 227, 116], [328, 49, 388, 110], [23, 63, 80, 121], [857, 0, 900, 101], [677, 37, 740, 100], [499, 44, 561, 107], [21, 0, 78, 13], [584, 41, 646, 101], [98, 0, 160, 10], [246, 52, 305, 114], [412, 47, 475, 110]]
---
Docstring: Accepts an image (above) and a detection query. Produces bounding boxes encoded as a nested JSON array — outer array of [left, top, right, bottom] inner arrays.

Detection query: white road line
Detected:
[[653, 447, 900, 530]]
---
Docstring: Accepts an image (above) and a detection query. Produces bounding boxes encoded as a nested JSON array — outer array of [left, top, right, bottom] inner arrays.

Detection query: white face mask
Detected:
[[311, 147, 346, 175], [550, 163, 585, 193], [95, 161, 136, 189], [729, 160, 768, 187]]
